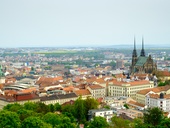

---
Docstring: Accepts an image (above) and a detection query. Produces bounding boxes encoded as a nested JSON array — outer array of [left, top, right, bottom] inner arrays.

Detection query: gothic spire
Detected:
[[140, 37, 145, 56], [132, 37, 137, 57]]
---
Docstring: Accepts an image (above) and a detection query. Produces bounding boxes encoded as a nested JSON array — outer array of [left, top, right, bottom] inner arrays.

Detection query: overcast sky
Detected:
[[0, 0, 170, 47]]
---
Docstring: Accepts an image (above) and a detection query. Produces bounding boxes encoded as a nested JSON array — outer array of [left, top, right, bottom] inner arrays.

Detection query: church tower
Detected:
[[140, 37, 145, 57], [0, 64, 5, 84], [131, 37, 138, 73]]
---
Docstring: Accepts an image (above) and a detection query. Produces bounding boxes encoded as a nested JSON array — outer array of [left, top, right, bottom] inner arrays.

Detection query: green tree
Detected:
[[0, 110, 21, 128], [3, 103, 23, 112], [22, 116, 52, 128], [17, 109, 35, 121], [48, 104, 55, 112], [84, 97, 99, 119], [89, 116, 109, 128], [111, 116, 131, 128], [124, 103, 129, 109], [57, 116, 76, 128], [24, 102, 38, 111], [61, 104, 75, 116], [85, 97, 99, 111], [158, 118, 170, 128], [144, 107, 164, 126], [54, 102, 61, 111], [74, 97, 86, 123], [36, 102, 49, 114], [43, 112, 61, 127]]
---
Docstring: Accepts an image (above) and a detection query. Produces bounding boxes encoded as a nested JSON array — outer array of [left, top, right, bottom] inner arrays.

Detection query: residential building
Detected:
[[117, 109, 143, 119], [146, 93, 170, 112], [0, 91, 40, 109], [136, 85, 170, 104], [108, 78, 154, 99], [88, 109, 113, 122], [40, 93, 78, 105], [74, 89, 92, 99], [87, 84, 105, 99]]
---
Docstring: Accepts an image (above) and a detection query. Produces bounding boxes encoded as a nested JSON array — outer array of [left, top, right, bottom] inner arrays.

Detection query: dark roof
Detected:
[[40, 93, 78, 101], [135, 56, 148, 66]]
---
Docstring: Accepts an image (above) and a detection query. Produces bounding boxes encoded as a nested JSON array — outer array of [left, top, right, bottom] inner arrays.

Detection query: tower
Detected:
[[0, 64, 5, 84], [131, 37, 138, 72], [140, 37, 145, 57]]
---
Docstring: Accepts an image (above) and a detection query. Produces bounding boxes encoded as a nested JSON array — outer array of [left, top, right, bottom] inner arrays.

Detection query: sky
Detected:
[[0, 0, 170, 47]]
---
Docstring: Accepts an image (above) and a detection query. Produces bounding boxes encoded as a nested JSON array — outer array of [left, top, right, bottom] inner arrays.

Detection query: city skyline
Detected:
[[0, 0, 170, 47]]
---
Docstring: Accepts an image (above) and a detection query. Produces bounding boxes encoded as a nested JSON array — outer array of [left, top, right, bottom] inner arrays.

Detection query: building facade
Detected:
[[146, 93, 170, 112], [108, 79, 154, 99]]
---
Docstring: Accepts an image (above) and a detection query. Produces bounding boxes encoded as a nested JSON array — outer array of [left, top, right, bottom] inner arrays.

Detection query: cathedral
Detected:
[[130, 38, 157, 74]]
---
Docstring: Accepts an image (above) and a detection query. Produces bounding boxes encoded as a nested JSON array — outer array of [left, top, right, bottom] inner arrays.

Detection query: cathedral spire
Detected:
[[132, 36, 137, 57], [140, 37, 145, 56]]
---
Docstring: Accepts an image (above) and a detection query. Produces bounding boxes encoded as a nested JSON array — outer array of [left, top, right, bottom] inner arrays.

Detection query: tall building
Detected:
[[130, 37, 157, 74], [0, 65, 5, 84], [116, 60, 124, 69]]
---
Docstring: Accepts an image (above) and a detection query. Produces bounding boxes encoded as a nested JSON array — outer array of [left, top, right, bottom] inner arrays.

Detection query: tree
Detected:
[[3, 103, 23, 112], [144, 107, 164, 126], [57, 116, 76, 128], [17, 109, 35, 121], [48, 104, 55, 112], [111, 116, 131, 128], [85, 97, 99, 111], [42, 112, 61, 127], [22, 116, 52, 128], [36, 102, 49, 114], [89, 116, 109, 128], [0, 110, 21, 128], [84, 97, 99, 119], [24, 102, 38, 111], [74, 97, 86, 123], [61, 104, 75, 116], [124, 104, 129, 109], [54, 102, 61, 111], [158, 118, 170, 128]]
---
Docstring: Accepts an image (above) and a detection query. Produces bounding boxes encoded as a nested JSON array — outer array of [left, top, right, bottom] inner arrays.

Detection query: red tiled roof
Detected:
[[74, 89, 91, 96], [137, 85, 170, 95], [111, 79, 150, 86], [88, 84, 104, 90], [127, 100, 145, 107]]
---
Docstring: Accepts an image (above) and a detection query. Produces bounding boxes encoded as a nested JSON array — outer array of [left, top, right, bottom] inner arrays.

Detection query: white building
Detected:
[[146, 93, 170, 112], [88, 109, 113, 122], [108, 78, 154, 99]]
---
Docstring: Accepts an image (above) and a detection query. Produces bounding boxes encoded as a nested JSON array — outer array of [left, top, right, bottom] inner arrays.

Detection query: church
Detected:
[[130, 38, 157, 74]]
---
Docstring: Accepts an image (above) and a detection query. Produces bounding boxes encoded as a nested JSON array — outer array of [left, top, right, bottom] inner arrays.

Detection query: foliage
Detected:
[[0, 110, 21, 128], [111, 116, 131, 128], [36, 102, 50, 114], [22, 116, 52, 128], [54, 102, 61, 111], [124, 104, 129, 109], [74, 97, 86, 123], [48, 104, 55, 112], [158, 80, 170, 87], [57, 116, 76, 128], [42, 112, 61, 127], [89, 116, 109, 128], [144, 107, 164, 126], [84, 96, 99, 119], [61, 104, 75, 115], [158, 118, 170, 128], [3, 103, 23, 112], [17, 109, 35, 121], [24, 102, 38, 111]]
